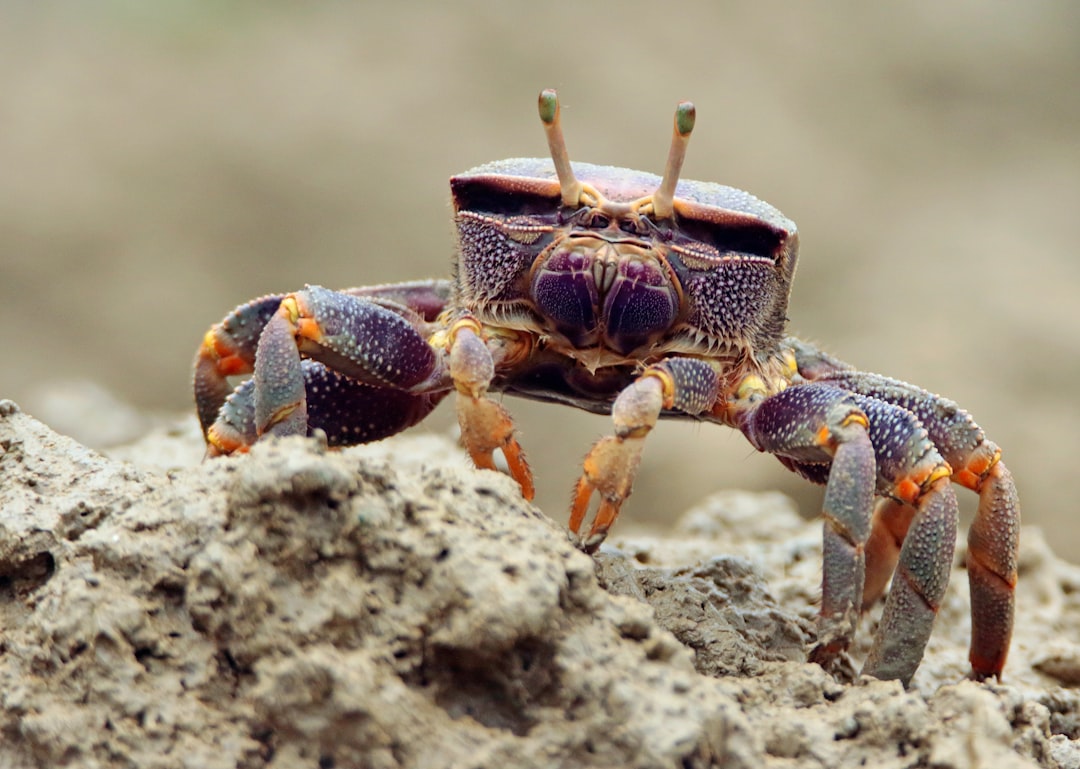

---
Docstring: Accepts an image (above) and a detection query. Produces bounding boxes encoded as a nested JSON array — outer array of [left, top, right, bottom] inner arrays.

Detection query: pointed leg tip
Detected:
[[501, 440, 535, 500], [578, 530, 608, 555]]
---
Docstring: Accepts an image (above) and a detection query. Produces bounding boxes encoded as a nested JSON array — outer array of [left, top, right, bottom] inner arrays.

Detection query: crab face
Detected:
[[450, 92, 800, 364]]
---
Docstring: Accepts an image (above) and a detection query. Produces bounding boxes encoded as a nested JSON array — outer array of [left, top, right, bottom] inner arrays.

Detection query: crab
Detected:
[[194, 89, 1019, 686]]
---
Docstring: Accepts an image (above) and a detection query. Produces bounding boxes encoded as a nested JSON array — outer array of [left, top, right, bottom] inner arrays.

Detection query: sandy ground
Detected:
[[2, 3, 1079, 557], [3, 400, 1080, 768]]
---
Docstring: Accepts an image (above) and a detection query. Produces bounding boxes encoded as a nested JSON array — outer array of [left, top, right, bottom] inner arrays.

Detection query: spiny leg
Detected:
[[742, 381, 959, 684], [572, 358, 720, 552], [959, 454, 1019, 679], [810, 412, 876, 666], [795, 356, 1020, 680], [254, 310, 307, 438], [862, 474, 958, 683], [447, 319, 534, 499], [194, 294, 285, 436], [739, 384, 877, 668]]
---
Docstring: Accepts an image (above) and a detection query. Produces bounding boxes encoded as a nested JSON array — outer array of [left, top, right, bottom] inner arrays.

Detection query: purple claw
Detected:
[[197, 281, 450, 455]]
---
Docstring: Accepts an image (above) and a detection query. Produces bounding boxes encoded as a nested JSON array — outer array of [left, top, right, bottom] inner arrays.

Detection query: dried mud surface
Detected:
[[3, 399, 1080, 768]]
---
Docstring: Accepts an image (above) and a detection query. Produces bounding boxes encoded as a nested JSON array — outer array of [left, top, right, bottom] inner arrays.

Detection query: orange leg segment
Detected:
[[962, 459, 1019, 680], [862, 498, 916, 610]]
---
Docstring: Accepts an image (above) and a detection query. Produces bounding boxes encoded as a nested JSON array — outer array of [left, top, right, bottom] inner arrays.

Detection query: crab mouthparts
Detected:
[[530, 241, 678, 355]]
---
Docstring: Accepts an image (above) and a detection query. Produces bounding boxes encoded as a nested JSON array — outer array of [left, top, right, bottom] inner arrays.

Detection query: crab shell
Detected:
[[450, 158, 799, 366]]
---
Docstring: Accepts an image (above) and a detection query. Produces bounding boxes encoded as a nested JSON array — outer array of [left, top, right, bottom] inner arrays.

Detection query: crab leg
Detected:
[[194, 281, 451, 440], [811, 412, 876, 664], [959, 459, 1019, 679], [794, 359, 1020, 680], [740, 385, 877, 666], [862, 474, 958, 682], [571, 358, 721, 552], [194, 294, 285, 435], [447, 319, 534, 499], [741, 381, 958, 684]]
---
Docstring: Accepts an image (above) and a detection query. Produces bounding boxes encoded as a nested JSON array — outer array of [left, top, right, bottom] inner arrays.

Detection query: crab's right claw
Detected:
[[570, 373, 663, 552], [456, 395, 534, 500], [449, 320, 534, 500]]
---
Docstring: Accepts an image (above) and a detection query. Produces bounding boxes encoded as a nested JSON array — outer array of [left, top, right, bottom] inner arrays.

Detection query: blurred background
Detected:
[[2, 2, 1078, 557]]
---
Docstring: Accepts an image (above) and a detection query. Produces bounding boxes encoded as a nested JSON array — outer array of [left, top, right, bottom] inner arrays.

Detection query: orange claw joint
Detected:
[[651, 101, 696, 220]]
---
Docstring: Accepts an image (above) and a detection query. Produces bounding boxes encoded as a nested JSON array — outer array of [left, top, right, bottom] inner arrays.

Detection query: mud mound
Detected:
[[2, 399, 1079, 768]]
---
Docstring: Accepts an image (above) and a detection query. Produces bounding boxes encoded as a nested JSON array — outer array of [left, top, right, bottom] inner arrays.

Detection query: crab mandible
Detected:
[[194, 89, 1019, 686]]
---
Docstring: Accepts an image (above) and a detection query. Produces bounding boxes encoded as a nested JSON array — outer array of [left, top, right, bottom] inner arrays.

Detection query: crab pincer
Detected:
[[572, 359, 721, 551], [448, 318, 534, 500], [197, 284, 450, 455]]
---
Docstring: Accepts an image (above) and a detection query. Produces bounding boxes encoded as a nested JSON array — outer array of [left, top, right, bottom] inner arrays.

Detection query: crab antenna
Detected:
[[651, 101, 696, 220], [538, 89, 585, 207]]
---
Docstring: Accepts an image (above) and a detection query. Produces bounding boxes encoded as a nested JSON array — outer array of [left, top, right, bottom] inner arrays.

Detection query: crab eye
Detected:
[[452, 178, 563, 217], [588, 213, 610, 229]]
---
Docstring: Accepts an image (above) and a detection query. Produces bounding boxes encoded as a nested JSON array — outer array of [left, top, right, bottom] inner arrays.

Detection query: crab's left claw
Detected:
[[571, 359, 720, 552]]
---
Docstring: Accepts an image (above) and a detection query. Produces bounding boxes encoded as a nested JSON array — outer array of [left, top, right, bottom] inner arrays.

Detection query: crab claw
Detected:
[[449, 319, 534, 500], [570, 374, 664, 552], [570, 434, 647, 552], [570, 361, 721, 552], [456, 395, 534, 500]]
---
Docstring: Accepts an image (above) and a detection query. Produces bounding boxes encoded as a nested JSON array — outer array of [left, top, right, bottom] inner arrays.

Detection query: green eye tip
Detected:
[[538, 89, 559, 125], [675, 102, 696, 137]]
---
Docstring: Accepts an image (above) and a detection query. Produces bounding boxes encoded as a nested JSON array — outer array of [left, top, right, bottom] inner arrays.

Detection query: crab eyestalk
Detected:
[[538, 89, 585, 207], [651, 101, 696, 220]]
